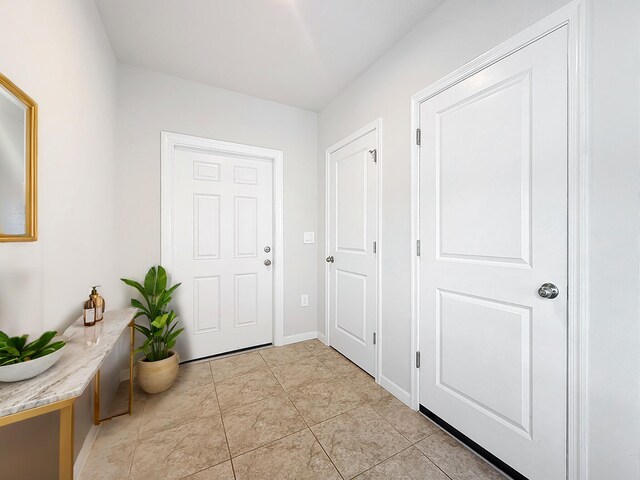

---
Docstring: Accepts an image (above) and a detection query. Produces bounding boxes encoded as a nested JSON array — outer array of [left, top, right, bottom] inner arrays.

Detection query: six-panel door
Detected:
[[172, 147, 273, 361]]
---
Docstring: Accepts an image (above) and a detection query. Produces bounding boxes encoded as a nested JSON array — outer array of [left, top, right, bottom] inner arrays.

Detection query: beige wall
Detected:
[[0, 0, 125, 477], [317, 0, 572, 403], [318, 0, 640, 476], [115, 64, 319, 341]]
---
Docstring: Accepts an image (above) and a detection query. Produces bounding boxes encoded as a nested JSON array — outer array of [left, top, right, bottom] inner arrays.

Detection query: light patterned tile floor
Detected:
[[80, 340, 509, 480]]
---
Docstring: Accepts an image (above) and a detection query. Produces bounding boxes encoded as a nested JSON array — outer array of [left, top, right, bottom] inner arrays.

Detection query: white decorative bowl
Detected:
[[0, 344, 67, 382]]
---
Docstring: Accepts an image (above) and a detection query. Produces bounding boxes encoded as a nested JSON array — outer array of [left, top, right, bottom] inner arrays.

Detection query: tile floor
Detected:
[[81, 340, 508, 480]]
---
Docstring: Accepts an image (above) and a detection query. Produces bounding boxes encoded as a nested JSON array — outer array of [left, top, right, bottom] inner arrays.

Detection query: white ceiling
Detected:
[[96, 0, 443, 111]]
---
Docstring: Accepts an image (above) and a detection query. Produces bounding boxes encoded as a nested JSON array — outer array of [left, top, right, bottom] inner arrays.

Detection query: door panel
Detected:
[[438, 72, 531, 264], [336, 152, 367, 252], [328, 127, 378, 375], [419, 27, 568, 479], [171, 147, 273, 361], [437, 289, 532, 435], [194, 276, 221, 333], [335, 269, 367, 342], [194, 194, 220, 259]]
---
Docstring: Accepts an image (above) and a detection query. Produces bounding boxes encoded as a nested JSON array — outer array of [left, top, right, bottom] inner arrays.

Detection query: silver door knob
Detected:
[[538, 283, 559, 299], [264, 259, 272, 266], [326, 256, 334, 263]]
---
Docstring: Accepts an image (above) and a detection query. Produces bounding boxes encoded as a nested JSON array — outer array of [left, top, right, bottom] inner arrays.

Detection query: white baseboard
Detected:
[[278, 331, 317, 346], [379, 374, 412, 408], [120, 367, 135, 382], [74, 424, 100, 478], [317, 332, 327, 345]]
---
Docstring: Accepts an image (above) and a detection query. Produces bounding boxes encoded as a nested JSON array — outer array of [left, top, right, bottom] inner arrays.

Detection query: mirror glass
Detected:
[[0, 84, 27, 235], [0, 74, 36, 241]]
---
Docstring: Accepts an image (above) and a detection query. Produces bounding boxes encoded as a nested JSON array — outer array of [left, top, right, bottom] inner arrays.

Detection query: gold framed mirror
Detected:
[[0, 73, 37, 242]]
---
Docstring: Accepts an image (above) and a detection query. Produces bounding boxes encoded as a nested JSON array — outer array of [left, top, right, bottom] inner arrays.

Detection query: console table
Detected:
[[0, 308, 136, 479]]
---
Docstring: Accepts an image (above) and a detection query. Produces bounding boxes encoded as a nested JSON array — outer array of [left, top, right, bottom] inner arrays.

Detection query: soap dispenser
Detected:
[[83, 297, 96, 327], [90, 286, 106, 322]]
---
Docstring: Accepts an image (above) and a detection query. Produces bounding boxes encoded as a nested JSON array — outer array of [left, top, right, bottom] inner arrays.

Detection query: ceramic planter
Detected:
[[0, 344, 67, 382], [137, 350, 179, 394]]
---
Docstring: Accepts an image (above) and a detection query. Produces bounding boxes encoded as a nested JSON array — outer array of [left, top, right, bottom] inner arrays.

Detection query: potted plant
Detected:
[[0, 331, 66, 382], [121, 266, 184, 394]]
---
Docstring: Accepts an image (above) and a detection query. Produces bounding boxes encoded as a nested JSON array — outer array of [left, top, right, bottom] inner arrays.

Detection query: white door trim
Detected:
[[324, 118, 382, 381], [160, 131, 286, 347], [409, 2, 587, 479]]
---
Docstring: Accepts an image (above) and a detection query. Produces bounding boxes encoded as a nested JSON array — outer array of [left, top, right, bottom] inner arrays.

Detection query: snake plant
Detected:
[[0, 331, 66, 366]]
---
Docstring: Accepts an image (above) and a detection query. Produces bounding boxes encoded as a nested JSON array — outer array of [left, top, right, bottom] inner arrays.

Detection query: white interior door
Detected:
[[327, 126, 378, 376], [170, 143, 273, 361], [418, 27, 568, 479]]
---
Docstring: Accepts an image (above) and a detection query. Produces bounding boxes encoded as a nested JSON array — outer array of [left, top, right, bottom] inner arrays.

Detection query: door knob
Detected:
[[538, 283, 559, 299], [264, 259, 272, 266], [264, 246, 271, 253], [326, 256, 334, 263]]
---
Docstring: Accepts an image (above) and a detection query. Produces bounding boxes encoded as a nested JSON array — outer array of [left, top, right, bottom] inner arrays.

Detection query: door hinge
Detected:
[[373, 332, 377, 345], [416, 240, 421, 256], [369, 149, 377, 163], [416, 128, 421, 146], [373, 241, 377, 254], [416, 351, 421, 368]]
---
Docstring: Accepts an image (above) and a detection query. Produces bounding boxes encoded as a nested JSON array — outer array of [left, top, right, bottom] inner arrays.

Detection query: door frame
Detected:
[[160, 131, 286, 346], [324, 118, 382, 381], [409, 1, 587, 479]]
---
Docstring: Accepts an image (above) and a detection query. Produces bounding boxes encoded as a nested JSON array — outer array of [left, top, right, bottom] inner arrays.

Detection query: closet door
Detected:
[[418, 27, 568, 479]]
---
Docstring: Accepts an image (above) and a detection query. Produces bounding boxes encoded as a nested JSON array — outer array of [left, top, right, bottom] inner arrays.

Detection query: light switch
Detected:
[[303, 232, 315, 244], [300, 294, 309, 307]]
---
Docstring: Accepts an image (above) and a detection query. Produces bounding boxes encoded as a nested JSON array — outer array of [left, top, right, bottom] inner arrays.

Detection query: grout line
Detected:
[[435, 428, 514, 479], [353, 444, 416, 478], [209, 362, 235, 479], [267, 357, 313, 428], [104, 344, 484, 480], [269, 349, 414, 479], [265, 349, 345, 478], [306, 426, 346, 480], [412, 442, 455, 480], [228, 424, 309, 460], [179, 458, 235, 480], [127, 381, 148, 480], [230, 427, 313, 461]]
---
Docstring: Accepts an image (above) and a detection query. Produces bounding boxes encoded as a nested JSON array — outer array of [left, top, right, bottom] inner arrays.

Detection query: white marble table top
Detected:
[[0, 308, 136, 417]]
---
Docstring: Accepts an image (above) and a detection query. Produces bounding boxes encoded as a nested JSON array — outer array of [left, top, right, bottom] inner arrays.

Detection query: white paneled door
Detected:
[[418, 27, 568, 479], [169, 142, 274, 361], [327, 124, 378, 376]]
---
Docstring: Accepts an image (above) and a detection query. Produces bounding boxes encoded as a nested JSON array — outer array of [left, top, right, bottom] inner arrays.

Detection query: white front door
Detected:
[[169, 141, 274, 361], [327, 125, 378, 376], [418, 27, 568, 479]]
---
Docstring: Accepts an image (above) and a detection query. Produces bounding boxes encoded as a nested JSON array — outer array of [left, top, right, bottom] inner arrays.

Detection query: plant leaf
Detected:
[[7, 335, 28, 352], [24, 331, 57, 352], [130, 299, 151, 318], [165, 283, 181, 297], [156, 265, 168, 293], [144, 266, 157, 295], [121, 278, 150, 304], [133, 324, 151, 337]]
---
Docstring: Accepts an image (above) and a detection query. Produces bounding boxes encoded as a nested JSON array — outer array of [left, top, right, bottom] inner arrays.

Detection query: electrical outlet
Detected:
[[300, 294, 309, 307], [303, 232, 315, 244]]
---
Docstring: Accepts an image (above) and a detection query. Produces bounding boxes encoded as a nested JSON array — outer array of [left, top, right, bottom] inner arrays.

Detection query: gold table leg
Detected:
[[93, 320, 135, 425], [0, 398, 76, 480], [59, 402, 74, 480], [129, 319, 134, 415]]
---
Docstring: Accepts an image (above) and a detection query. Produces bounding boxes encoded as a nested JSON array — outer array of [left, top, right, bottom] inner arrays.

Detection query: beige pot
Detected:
[[137, 351, 179, 394]]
